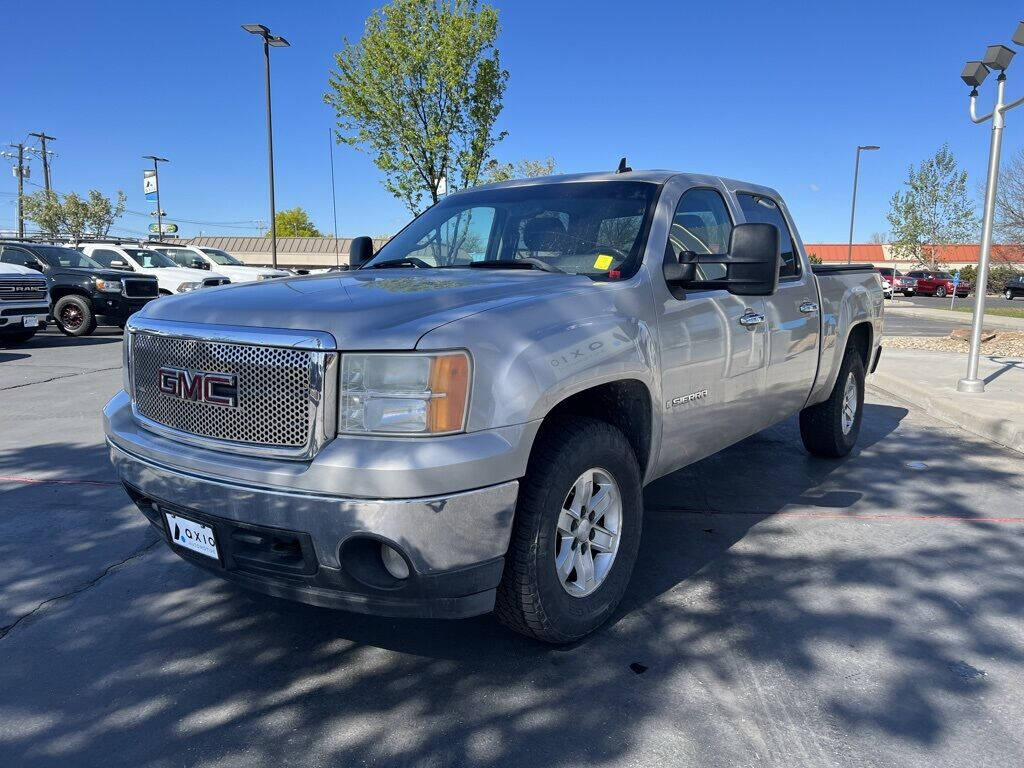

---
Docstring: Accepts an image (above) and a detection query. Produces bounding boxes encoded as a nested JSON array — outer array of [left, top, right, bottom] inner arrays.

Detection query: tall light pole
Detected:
[[956, 28, 1024, 393], [143, 155, 169, 239], [847, 145, 880, 263], [243, 23, 289, 269]]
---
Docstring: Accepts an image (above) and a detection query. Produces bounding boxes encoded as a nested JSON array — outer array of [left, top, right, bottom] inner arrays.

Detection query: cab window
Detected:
[[666, 188, 733, 282], [737, 193, 799, 278]]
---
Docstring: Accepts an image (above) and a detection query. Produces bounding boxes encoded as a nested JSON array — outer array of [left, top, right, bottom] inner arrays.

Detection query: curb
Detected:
[[869, 370, 1024, 454], [886, 306, 1024, 330]]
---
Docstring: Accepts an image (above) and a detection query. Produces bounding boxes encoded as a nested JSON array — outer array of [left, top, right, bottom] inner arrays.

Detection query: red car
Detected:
[[905, 269, 971, 298]]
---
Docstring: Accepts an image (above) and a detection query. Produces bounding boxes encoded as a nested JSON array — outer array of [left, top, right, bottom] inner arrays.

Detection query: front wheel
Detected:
[[54, 295, 97, 337], [799, 347, 865, 458], [935, 286, 947, 298], [1007, 290, 1014, 301], [496, 417, 643, 643]]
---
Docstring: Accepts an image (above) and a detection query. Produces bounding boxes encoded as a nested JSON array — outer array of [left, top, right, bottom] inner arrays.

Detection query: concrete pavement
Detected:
[[869, 349, 1024, 454], [1, 331, 1023, 767]]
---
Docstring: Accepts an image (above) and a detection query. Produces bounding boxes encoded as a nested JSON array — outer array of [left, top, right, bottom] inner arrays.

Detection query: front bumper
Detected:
[[0, 307, 48, 332], [91, 295, 156, 323], [110, 441, 519, 617]]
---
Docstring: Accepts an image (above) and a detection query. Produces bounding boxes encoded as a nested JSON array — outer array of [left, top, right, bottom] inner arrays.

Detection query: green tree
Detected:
[[325, 0, 508, 214], [887, 144, 978, 269], [21, 190, 63, 238], [808, 252, 823, 265], [484, 156, 556, 183], [22, 189, 125, 239], [84, 189, 127, 237], [269, 207, 322, 237]]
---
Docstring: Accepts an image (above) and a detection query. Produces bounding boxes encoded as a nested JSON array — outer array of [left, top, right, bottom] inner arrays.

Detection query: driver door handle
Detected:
[[738, 311, 765, 328], [799, 301, 819, 314]]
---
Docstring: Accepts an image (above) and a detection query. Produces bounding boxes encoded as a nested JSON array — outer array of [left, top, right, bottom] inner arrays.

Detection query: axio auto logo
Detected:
[[157, 367, 238, 407]]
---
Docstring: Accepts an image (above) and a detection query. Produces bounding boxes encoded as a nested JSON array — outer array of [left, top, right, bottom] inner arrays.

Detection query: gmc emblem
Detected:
[[157, 367, 238, 407]]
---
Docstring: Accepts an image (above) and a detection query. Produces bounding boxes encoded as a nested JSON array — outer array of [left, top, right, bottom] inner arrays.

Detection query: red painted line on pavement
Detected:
[[648, 507, 1024, 523], [0, 475, 119, 488]]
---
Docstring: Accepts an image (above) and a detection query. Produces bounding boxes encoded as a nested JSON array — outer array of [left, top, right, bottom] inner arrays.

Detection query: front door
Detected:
[[655, 185, 769, 473], [734, 193, 820, 426]]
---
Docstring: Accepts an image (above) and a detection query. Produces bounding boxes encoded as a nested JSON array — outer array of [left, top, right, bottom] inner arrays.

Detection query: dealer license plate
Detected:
[[164, 512, 219, 560], [23, 316, 38, 328]]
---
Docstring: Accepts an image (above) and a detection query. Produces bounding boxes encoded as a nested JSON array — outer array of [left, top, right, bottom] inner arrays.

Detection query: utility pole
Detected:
[[28, 132, 56, 192], [4, 144, 27, 237]]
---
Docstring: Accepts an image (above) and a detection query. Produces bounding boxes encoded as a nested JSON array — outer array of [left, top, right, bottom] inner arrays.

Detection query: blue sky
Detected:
[[3, 0, 1022, 242]]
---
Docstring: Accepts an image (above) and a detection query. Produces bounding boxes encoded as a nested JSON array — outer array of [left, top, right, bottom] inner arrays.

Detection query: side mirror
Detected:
[[350, 236, 374, 267], [109, 260, 132, 271], [663, 223, 780, 297], [27, 259, 45, 272], [192, 258, 210, 270]]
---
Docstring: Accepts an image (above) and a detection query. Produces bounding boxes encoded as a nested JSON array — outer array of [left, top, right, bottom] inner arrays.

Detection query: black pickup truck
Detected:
[[0, 241, 158, 336]]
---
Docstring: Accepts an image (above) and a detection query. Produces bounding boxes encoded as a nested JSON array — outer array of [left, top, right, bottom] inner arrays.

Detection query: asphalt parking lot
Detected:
[[2, 330, 1023, 768], [900, 293, 1018, 311]]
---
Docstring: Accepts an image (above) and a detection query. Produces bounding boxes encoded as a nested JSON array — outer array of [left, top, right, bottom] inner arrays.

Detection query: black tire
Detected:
[[1006, 290, 1014, 301], [799, 347, 865, 458], [0, 329, 37, 345], [496, 417, 643, 643], [54, 295, 97, 337], [935, 286, 947, 298]]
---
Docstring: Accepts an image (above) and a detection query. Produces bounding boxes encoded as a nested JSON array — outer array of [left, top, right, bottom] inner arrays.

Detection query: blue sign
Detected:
[[953, 271, 961, 286]]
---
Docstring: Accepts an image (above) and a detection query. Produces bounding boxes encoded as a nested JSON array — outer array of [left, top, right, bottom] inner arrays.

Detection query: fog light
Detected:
[[380, 543, 410, 579]]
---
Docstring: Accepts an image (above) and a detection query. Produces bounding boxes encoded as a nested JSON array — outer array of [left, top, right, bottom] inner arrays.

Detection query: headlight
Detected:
[[177, 281, 202, 293], [339, 352, 471, 435], [95, 278, 122, 293]]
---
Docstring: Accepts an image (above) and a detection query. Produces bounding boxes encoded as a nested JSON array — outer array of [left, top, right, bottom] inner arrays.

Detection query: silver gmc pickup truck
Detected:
[[104, 170, 883, 642]]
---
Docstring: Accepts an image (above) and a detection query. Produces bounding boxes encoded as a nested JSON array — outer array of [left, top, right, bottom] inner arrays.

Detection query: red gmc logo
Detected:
[[157, 367, 238, 407]]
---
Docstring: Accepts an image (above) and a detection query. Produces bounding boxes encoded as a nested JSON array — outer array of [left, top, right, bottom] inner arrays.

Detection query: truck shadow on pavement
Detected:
[[2, 402, 1024, 766]]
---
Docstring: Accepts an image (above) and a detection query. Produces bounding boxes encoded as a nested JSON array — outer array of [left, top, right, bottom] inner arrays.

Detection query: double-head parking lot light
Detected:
[[242, 23, 290, 269], [957, 24, 1024, 393]]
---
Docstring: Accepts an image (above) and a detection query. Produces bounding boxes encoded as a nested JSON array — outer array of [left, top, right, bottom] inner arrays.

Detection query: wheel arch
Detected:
[[530, 378, 655, 479]]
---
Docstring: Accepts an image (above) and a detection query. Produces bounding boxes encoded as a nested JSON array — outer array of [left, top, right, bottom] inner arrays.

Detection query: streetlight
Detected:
[[847, 145, 880, 264], [143, 155, 169, 239], [956, 25, 1024, 393], [242, 23, 289, 269]]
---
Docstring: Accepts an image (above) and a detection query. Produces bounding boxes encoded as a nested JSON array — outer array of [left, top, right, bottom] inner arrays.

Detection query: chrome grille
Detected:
[[123, 278, 158, 298], [131, 331, 330, 454], [0, 278, 47, 302]]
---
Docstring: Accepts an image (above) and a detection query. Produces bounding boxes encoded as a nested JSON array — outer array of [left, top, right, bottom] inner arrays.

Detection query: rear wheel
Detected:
[[1007, 290, 1014, 301], [496, 417, 643, 643], [799, 347, 865, 458], [54, 295, 97, 337], [935, 286, 947, 298]]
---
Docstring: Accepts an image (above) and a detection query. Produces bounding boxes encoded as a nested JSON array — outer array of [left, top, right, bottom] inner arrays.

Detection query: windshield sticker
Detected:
[[593, 254, 614, 270]]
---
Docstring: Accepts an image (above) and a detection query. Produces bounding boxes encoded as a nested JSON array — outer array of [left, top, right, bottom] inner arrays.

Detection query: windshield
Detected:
[[365, 180, 660, 280], [201, 248, 244, 266], [124, 248, 177, 268], [34, 246, 103, 270]]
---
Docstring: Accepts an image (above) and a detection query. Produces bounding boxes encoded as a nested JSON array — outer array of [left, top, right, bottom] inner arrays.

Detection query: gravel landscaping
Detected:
[[882, 331, 1024, 357]]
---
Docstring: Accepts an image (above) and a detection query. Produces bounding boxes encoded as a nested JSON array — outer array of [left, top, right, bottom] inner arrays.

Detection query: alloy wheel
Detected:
[[554, 468, 622, 598]]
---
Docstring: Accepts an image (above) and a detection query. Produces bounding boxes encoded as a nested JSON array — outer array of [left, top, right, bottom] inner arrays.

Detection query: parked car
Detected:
[[79, 242, 230, 295], [148, 243, 289, 283], [1004, 274, 1024, 300], [0, 261, 49, 344], [105, 170, 883, 642], [906, 269, 971, 298], [874, 266, 915, 297], [0, 241, 158, 336]]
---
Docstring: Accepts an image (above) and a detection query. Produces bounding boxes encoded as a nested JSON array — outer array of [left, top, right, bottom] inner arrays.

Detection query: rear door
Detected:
[[734, 192, 820, 427], [655, 183, 769, 470]]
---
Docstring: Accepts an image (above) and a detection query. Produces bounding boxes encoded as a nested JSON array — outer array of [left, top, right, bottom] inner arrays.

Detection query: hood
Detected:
[[53, 266, 155, 282], [150, 266, 228, 283], [140, 268, 592, 349], [0, 263, 38, 276]]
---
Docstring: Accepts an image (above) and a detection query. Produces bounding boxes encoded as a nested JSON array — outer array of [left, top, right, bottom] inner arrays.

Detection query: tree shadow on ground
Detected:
[[1, 403, 1023, 767]]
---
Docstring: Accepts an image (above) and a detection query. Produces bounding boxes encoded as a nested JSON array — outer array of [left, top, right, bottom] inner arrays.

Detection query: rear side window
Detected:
[[666, 188, 733, 282], [90, 248, 126, 268], [737, 193, 799, 278]]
